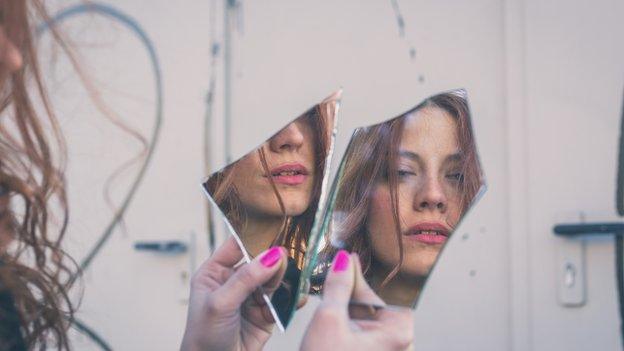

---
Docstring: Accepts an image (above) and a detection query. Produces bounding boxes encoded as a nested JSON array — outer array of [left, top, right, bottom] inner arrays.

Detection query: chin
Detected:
[[400, 265, 434, 278], [398, 256, 436, 277], [282, 199, 311, 216]]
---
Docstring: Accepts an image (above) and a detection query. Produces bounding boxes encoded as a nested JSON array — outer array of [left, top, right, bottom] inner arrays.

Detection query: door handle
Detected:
[[134, 240, 188, 254], [553, 222, 624, 237]]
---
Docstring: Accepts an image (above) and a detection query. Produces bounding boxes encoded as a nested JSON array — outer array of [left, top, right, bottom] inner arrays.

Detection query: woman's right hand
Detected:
[[180, 238, 287, 351], [300, 250, 414, 351]]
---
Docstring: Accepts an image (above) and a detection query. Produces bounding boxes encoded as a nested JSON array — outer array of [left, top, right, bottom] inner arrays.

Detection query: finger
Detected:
[[371, 307, 414, 350], [192, 238, 243, 285], [251, 289, 268, 307], [261, 304, 276, 324], [210, 237, 245, 268], [321, 250, 354, 308], [352, 254, 385, 307], [377, 305, 413, 326], [215, 246, 287, 310], [262, 255, 288, 294]]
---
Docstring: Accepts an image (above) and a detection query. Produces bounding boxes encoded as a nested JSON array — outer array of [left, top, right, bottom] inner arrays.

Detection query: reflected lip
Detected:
[[266, 163, 309, 185], [404, 222, 451, 245]]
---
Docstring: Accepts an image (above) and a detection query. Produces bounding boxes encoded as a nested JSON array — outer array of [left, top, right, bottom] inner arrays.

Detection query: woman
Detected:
[[0, 1, 77, 349], [320, 90, 483, 307]]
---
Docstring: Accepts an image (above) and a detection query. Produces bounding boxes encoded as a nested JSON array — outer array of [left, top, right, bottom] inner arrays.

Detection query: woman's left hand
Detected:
[[180, 238, 287, 351]]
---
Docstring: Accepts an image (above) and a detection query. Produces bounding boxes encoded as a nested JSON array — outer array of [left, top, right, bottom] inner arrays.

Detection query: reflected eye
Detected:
[[446, 173, 464, 183], [397, 169, 416, 179]]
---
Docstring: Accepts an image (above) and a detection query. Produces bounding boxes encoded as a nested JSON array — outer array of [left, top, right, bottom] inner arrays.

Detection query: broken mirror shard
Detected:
[[203, 90, 341, 329], [300, 89, 486, 312]]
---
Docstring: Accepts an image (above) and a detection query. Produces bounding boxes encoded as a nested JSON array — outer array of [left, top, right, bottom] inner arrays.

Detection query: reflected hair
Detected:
[[206, 101, 333, 268], [323, 90, 483, 290]]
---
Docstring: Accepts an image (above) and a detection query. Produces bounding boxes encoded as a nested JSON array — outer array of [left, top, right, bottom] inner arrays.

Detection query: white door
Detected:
[[512, 0, 624, 349]]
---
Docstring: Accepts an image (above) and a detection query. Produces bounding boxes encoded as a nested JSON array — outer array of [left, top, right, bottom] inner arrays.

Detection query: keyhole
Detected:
[[564, 262, 576, 288]]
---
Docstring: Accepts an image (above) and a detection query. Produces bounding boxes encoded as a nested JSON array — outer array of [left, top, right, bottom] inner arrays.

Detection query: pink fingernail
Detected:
[[332, 250, 350, 272], [260, 247, 282, 268]]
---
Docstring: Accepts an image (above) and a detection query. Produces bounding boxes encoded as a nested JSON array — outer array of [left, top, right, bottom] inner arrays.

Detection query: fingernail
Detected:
[[332, 250, 350, 272], [260, 246, 283, 268]]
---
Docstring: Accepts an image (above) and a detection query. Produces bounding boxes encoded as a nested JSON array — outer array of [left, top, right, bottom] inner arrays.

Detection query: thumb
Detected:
[[216, 246, 287, 310], [321, 250, 355, 310]]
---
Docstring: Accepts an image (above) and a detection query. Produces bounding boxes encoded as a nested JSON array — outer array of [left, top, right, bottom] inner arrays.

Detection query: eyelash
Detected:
[[397, 169, 416, 178], [392, 169, 465, 183], [446, 173, 465, 183]]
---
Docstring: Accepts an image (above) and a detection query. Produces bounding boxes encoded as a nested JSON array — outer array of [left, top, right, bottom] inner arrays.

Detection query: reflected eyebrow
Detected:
[[446, 152, 463, 163], [398, 150, 420, 162], [398, 150, 463, 163]]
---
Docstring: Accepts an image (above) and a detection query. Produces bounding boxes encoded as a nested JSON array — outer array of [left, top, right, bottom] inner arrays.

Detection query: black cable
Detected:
[[70, 318, 113, 351]]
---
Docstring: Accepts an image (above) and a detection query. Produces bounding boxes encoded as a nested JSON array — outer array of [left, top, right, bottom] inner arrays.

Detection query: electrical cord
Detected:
[[38, 3, 164, 350], [71, 318, 113, 351]]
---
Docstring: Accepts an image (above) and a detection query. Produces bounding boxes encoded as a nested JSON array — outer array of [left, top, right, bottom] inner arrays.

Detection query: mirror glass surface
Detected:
[[203, 91, 340, 328], [300, 89, 486, 310]]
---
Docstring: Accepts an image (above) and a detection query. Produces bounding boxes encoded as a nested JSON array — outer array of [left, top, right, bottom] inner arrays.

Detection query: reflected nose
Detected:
[[268, 122, 305, 153], [414, 176, 447, 212]]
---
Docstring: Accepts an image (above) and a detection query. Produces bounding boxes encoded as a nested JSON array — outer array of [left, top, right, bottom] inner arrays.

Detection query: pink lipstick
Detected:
[[268, 163, 309, 185], [404, 222, 451, 245]]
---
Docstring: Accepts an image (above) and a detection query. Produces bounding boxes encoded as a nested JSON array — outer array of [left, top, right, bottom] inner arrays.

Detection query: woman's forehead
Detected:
[[400, 107, 459, 156]]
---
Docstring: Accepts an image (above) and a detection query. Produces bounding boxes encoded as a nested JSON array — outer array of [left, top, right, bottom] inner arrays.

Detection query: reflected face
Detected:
[[231, 117, 316, 218], [367, 107, 463, 277]]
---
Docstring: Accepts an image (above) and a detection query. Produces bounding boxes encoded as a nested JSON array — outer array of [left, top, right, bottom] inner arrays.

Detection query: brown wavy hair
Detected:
[[0, 1, 77, 349], [205, 97, 337, 268], [321, 90, 483, 290]]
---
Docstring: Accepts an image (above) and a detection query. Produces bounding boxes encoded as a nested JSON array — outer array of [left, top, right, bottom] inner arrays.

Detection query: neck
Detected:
[[240, 213, 285, 257], [368, 260, 426, 307]]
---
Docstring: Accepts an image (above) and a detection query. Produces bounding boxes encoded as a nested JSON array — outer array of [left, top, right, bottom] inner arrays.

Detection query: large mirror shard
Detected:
[[301, 89, 486, 311], [202, 90, 340, 329]]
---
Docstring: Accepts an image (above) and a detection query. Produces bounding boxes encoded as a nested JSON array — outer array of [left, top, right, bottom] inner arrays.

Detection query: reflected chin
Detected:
[[283, 203, 310, 216]]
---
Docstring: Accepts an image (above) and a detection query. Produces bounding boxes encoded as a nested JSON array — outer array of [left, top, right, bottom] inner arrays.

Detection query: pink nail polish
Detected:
[[260, 247, 282, 267], [332, 250, 350, 272]]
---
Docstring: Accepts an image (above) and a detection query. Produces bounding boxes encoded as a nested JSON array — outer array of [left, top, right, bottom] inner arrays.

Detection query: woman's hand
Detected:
[[180, 238, 287, 351], [300, 250, 414, 351]]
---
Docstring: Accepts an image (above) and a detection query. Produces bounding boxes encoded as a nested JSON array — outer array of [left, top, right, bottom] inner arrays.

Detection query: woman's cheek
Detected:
[[367, 185, 401, 265]]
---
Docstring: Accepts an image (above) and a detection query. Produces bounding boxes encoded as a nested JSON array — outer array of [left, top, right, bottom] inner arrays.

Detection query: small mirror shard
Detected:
[[202, 90, 341, 328]]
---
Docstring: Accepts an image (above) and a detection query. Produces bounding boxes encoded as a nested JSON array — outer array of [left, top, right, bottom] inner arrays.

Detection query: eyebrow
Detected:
[[398, 150, 463, 163]]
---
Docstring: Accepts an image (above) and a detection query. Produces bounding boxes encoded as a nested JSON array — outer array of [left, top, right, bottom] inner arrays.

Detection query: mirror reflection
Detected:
[[203, 91, 340, 327], [309, 89, 485, 308]]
